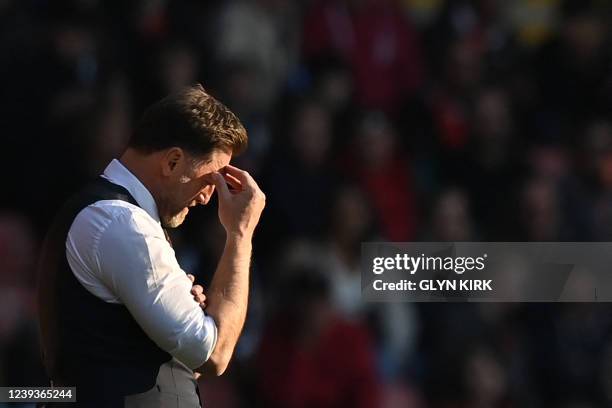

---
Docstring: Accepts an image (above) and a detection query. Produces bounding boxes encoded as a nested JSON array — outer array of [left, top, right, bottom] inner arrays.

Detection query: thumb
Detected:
[[211, 172, 230, 201]]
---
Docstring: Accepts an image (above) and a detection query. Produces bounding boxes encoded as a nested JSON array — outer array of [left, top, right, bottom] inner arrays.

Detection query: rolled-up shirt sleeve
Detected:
[[96, 208, 217, 369]]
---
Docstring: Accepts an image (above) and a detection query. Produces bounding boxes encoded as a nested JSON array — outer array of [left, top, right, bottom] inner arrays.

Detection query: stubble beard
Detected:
[[162, 207, 189, 229]]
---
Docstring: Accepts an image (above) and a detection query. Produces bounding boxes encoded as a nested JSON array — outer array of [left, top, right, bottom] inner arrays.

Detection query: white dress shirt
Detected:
[[65, 159, 218, 369]]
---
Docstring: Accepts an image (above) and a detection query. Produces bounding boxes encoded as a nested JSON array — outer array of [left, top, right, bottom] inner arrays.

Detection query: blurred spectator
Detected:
[[255, 268, 380, 408], [464, 346, 510, 408], [340, 112, 418, 241], [158, 43, 200, 94], [324, 186, 374, 317], [303, 0, 424, 114], [425, 187, 476, 241], [261, 99, 336, 241], [520, 177, 562, 241], [215, 0, 299, 113], [0, 213, 46, 387]]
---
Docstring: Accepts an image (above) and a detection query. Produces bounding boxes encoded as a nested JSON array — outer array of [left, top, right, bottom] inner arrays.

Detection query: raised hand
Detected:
[[211, 165, 266, 240]]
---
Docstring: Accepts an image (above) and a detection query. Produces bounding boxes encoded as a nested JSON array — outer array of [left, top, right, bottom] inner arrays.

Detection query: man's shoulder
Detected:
[[71, 199, 161, 240]]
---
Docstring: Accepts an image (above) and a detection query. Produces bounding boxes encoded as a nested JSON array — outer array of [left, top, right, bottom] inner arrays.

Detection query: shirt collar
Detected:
[[101, 159, 160, 223]]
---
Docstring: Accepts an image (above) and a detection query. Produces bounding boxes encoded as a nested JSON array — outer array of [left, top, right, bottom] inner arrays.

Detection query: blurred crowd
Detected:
[[1, 0, 612, 407]]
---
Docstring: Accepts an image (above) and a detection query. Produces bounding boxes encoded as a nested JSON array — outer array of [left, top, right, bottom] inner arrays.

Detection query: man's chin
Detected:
[[162, 208, 189, 229]]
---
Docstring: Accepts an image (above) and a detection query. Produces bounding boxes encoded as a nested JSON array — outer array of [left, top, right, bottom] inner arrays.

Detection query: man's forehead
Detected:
[[197, 150, 231, 173]]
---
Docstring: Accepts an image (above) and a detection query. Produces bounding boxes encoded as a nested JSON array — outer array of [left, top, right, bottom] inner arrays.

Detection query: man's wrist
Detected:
[[225, 231, 253, 250], [226, 230, 253, 243]]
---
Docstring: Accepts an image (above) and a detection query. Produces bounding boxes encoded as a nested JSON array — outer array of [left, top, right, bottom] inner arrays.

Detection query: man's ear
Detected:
[[161, 147, 184, 177]]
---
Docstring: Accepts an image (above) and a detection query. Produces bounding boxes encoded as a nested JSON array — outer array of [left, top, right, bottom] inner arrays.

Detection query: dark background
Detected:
[[1, 0, 612, 407]]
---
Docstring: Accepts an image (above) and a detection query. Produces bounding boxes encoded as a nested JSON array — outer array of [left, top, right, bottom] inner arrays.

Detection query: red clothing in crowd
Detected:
[[303, 0, 424, 113], [357, 157, 418, 241], [256, 317, 380, 408]]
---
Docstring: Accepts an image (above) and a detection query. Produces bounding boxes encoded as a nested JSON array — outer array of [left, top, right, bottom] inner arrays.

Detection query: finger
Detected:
[[191, 285, 204, 296], [211, 172, 231, 201], [186, 274, 195, 283], [223, 165, 256, 187], [195, 294, 206, 304], [223, 173, 243, 192]]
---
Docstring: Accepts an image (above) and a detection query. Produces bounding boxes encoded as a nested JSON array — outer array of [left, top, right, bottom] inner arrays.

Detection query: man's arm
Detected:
[[93, 207, 218, 369], [197, 165, 265, 376]]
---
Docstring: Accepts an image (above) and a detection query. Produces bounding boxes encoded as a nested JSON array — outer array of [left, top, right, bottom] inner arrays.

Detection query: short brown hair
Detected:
[[130, 84, 247, 157]]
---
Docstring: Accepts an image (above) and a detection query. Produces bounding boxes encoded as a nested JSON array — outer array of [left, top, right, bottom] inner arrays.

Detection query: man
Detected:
[[37, 84, 265, 407]]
